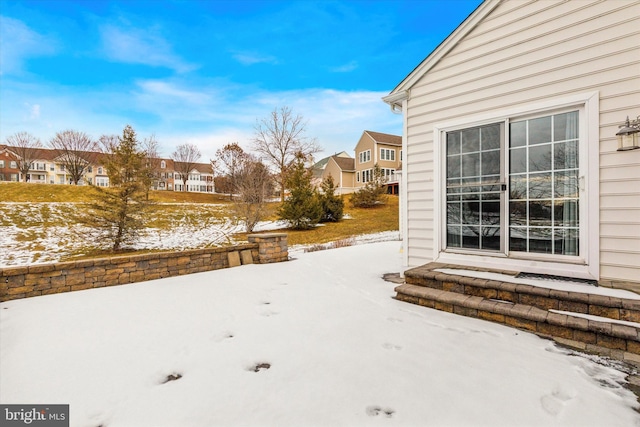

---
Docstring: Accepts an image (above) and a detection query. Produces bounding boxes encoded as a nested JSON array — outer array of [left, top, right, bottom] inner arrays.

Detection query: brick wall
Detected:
[[0, 233, 288, 302]]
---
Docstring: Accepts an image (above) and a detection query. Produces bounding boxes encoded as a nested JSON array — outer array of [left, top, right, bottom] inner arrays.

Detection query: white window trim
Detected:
[[433, 91, 599, 281], [359, 149, 371, 164]]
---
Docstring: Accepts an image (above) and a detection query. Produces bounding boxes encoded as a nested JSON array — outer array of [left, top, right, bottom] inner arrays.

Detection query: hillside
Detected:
[[0, 182, 399, 266]]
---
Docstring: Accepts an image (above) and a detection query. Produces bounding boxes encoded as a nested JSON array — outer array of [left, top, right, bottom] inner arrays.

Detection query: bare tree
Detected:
[[49, 130, 100, 185], [140, 134, 161, 199], [4, 132, 43, 182], [98, 134, 119, 153], [233, 155, 274, 232], [211, 142, 247, 200], [253, 106, 321, 202], [171, 143, 201, 191]]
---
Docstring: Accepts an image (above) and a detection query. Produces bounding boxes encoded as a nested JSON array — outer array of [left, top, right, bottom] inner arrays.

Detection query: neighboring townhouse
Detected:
[[0, 146, 214, 193], [154, 158, 175, 191], [354, 130, 402, 194], [0, 145, 20, 182], [312, 151, 356, 194], [383, 0, 640, 288], [173, 162, 214, 193]]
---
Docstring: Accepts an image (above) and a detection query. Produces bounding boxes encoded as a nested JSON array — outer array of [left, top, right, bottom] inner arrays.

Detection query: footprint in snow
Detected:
[[540, 385, 576, 416], [366, 405, 395, 418], [382, 343, 402, 351], [212, 331, 235, 342], [160, 372, 183, 384], [248, 362, 271, 372], [260, 310, 279, 317]]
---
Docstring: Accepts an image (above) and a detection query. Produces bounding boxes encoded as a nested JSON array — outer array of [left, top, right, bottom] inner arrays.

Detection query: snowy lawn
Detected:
[[1, 241, 638, 426]]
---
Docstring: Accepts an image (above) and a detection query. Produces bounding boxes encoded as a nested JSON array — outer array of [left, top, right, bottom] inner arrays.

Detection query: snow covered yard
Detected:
[[1, 241, 638, 426]]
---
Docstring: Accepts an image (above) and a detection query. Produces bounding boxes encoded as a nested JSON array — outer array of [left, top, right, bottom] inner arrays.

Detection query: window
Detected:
[[509, 111, 579, 256], [87, 166, 93, 173], [161, 160, 166, 169], [382, 168, 396, 180], [380, 148, 395, 161], [357, 171, 360, 182], [10, 161, 17, 169], [362, 169, 372, 183], [0, 160, 4, 168], [443, 109, 581, 258], [96, 177, 109, 187], [97, 167, 103, 175], [358, 150, 371, 164]]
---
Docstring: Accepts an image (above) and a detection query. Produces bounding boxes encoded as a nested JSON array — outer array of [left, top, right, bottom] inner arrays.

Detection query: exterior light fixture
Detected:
[[616, 116, 640, 151]]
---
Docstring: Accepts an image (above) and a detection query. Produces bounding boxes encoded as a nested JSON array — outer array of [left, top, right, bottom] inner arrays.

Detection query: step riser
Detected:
[[405, 275, 640, 323], [395, 287, 640, 364]]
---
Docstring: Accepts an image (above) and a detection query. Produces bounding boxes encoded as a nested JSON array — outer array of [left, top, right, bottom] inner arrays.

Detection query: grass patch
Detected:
[[2, 184, 399, 263], [235, 195, 399, 246], [0, 182, 230, 204], [0, 182, 102, 203]]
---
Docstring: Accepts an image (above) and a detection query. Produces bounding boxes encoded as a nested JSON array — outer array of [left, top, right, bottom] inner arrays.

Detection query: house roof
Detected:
[[364, 130, 402, 146], [173, 161, 213, 174], [313, 151, 352, 170], [193, 163, 213, 174], [331, 155, 355, 172], [383, 0, 499, 108]]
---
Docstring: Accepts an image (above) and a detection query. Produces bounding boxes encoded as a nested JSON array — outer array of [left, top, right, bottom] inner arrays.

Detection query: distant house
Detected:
[[354, 131, 402, 195], [0, 145, 20, 182], [383, 0, 640, 289], [0, 146, 214, 194], [173, 162, 215, 193], [312, 151, 356, 194]]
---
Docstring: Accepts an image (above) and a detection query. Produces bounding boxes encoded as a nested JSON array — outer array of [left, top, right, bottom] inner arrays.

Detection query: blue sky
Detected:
[[1, 0, 482, 162]]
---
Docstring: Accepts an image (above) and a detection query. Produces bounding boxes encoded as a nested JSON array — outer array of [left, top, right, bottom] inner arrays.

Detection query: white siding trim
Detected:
[[400, 98, 409, 271]]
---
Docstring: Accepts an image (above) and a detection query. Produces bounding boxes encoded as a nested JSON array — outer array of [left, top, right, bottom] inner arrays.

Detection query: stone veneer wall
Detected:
[[0, 233, 288, 302]]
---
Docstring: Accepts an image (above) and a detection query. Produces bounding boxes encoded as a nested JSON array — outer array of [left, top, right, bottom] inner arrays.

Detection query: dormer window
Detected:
[[161, 160, 166, 169]]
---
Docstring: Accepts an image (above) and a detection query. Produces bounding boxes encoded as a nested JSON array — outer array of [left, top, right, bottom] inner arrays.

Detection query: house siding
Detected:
[[402, 0, 640, 282], [324, 158, 355, 192], [354, 134, 375, 188]]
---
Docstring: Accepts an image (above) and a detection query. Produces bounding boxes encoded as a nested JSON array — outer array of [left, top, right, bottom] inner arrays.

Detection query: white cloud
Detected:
[[151, 87, 402, 162], [100, 24, 196, 73], [0, 16, 56, 75], [330, 60, 358, 73], [29, 104, 41, 119], [0, 78, 401, 164], [232, 51, 278, 66], [135, 80, 211, 104]]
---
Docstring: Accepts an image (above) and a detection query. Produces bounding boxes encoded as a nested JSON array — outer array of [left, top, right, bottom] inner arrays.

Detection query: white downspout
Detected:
[[382, 90, 410, 276]]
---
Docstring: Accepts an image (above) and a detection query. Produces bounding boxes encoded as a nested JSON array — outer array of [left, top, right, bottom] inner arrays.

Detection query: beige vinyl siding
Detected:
[[354, 135, 375, 188], [324, 160, 343, 186], [403, 0, 640, 281]]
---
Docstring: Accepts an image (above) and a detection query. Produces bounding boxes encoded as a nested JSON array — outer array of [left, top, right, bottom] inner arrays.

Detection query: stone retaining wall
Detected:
[[0, 233, 288, 302]]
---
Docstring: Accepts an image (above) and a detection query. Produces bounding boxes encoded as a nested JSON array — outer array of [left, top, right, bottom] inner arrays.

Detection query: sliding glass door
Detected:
[[445, 110, 580, 258], [446, 123, 503, 251]]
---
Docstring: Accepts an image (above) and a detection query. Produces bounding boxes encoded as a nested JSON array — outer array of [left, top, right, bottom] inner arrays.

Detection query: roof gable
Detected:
[[363, 130, 401, 146], [330, 155, 355, 171], [383, 0, 499, 106]]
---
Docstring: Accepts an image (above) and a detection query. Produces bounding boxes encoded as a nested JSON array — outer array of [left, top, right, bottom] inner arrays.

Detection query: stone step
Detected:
[[403, 263, 640, 324], [394, 283, 640, 363]]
